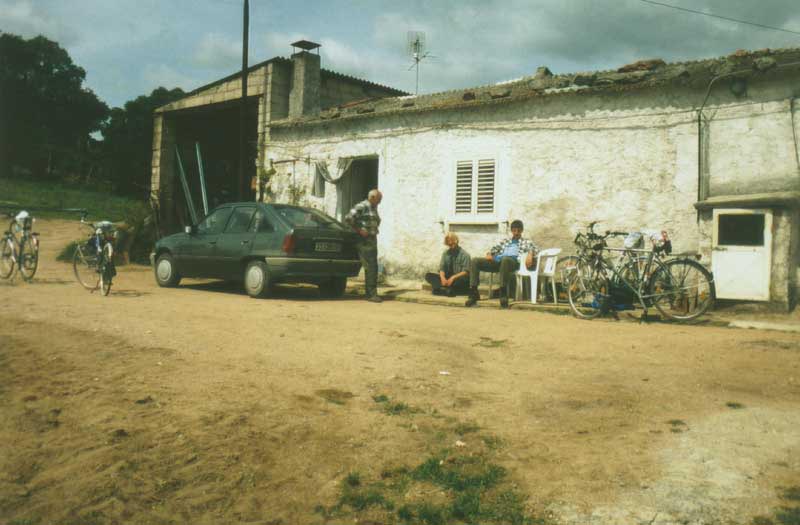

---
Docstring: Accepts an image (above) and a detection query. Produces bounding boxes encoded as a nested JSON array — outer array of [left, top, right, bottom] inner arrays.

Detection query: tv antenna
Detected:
[[406, 31, 431, 95]]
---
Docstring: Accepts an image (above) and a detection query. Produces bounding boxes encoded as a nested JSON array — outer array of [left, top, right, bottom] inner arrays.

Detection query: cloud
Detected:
[[142, 64, 200, 93], [0, 0, 77, 44], [193, 32, 242, 68]]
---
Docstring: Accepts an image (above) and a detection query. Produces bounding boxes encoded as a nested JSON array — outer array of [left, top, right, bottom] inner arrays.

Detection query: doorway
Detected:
[[336, 157, 379, 220], [711, 208, 773, 300]]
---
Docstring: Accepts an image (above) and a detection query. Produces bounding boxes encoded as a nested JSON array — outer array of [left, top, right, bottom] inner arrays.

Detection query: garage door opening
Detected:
[[171, 99, 258, 225]]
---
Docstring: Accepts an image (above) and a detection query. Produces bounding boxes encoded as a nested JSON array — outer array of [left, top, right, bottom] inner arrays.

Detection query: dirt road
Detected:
[[1, 219, 799, 525]]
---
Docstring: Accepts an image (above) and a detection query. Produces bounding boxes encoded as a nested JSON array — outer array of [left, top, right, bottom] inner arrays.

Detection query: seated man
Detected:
[[465, 219, 537, 309], [424, 232, 471, 297]]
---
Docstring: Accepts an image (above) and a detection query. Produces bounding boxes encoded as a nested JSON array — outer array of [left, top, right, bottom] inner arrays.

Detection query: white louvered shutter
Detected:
[[476, 159, 495, 213], [455, 160, 473, 214]]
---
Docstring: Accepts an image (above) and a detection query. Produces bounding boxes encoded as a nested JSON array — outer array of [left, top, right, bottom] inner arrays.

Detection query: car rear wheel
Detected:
[[319, 276, 347, 298], [244, 260, 271, 298], [154, 253, 181, 287]]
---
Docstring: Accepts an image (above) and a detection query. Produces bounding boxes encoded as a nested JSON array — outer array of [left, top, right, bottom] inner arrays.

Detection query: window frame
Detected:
[[445, 152, 506, 225]]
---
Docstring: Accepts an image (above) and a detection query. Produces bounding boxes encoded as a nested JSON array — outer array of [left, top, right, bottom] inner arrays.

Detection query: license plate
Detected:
[[315, 241, 341, 253]]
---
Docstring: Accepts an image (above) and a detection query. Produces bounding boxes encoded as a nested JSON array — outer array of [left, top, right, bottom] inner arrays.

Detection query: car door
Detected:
[[215, 205, 257, 280], [183, 206, 233, 277]]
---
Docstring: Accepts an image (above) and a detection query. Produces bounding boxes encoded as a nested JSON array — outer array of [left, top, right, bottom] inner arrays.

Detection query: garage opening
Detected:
[[171, 99, 258, 225], [336, 156, 379, 220]]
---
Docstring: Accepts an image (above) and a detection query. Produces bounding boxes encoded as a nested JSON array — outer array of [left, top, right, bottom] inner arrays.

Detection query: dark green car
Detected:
[[150, 203, 362, 298]]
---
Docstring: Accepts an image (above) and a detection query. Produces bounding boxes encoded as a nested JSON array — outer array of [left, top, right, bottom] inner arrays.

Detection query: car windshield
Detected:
[[273, 206, 344, 230]]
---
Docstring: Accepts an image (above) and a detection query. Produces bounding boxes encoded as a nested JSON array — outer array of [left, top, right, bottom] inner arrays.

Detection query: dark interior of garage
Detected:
[[171, 98, 258, 225]]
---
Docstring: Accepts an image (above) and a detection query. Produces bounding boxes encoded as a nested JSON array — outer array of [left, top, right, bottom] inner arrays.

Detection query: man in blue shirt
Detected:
[[465, 220, 537, 309]]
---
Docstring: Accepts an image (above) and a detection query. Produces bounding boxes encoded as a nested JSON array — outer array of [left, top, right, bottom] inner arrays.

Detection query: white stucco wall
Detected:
[[266, 80, 800, 296]]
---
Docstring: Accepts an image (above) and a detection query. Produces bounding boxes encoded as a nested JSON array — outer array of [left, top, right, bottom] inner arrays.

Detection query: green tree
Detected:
[[100, 87, 185, 199], [0, 32, 108, 180]]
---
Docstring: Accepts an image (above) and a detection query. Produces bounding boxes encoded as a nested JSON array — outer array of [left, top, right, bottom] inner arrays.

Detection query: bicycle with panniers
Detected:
[[72, 212, 117, 296], [0, 210, 40, 282], [565, 222, 715, 321]]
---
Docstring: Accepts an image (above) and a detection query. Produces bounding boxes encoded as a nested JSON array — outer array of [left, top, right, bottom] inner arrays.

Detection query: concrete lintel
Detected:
[[694, 191, 800, 210]]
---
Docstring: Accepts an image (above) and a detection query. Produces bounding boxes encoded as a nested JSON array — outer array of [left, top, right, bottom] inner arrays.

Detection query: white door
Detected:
[[711, 208, 772, 301]]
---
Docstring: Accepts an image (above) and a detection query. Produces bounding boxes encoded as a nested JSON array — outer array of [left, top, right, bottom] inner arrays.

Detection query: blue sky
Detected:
[[1, 0, 798, 108]]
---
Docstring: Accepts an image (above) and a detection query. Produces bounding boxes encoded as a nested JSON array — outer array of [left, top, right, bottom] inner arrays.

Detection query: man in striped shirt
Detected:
[[465, 219, 537, 309], [345, 189, 383, 303]]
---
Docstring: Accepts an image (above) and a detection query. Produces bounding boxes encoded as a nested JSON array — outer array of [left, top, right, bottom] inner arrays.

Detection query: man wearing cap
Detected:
[[465, 219, 537, 309], [345, 189, 383, 303]]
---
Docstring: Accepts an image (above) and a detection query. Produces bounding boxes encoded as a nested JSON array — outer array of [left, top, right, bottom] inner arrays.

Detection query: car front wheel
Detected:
[[244, 260, 271, 298], [155, 253, 181, 287]]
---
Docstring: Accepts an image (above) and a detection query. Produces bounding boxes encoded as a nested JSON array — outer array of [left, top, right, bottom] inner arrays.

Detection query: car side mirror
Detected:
[[185, 225, 195, 235]]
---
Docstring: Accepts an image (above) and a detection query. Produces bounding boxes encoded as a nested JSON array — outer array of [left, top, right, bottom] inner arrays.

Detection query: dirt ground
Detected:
[[1, 219, 799, 525]]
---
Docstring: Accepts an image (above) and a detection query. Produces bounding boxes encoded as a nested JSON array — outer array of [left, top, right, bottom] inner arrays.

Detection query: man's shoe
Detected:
[[499, 295, 509, 309], [367, 295, 383, 303], [464, 289, 479, 307], [446, 288, 457, 297]]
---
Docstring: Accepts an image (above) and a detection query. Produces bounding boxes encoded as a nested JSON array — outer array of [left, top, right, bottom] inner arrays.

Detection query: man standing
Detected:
[[345, 189, 383, 303], [465, 219, 537, 309], [424, 232, 471, 296]]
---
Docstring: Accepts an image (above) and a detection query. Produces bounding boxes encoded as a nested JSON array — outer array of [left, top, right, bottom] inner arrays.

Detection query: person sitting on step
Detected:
[[424, 232, 471, 297]]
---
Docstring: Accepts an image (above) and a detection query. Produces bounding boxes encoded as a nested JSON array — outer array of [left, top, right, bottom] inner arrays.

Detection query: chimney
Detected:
[[289, 40, 321, 118]]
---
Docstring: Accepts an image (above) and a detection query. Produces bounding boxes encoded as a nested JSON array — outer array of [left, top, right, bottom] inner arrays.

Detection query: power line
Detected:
[[638, 0, 800, 36]]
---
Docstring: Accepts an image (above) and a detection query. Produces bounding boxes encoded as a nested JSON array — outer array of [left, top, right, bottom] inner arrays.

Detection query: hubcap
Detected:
[[246, 266, 263, 290], [156, 259, 172, 281]]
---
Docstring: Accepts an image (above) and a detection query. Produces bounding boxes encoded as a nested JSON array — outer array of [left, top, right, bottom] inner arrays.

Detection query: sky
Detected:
[[1, 0, 799, 109]]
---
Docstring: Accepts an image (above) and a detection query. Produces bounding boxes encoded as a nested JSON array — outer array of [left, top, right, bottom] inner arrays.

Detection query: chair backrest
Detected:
[[537, 248, 562, 277]]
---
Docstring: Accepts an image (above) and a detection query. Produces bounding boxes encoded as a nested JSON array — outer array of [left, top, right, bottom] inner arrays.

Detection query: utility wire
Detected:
[[638, 0, 800, 36]]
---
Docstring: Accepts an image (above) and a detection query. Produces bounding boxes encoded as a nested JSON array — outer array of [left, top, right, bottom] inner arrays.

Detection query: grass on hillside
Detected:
[[0, 176, 149, 222]]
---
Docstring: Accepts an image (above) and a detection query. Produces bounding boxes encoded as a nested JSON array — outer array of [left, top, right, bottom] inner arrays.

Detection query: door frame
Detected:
[[711, 207, 773, 301]]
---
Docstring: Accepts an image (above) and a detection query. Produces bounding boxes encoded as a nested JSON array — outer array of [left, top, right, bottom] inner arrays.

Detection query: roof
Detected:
[[158, 56, 407, 112], [270, 47, 800, 129]]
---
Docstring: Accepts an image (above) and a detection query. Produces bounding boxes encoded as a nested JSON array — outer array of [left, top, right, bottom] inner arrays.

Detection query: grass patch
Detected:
[[57, 240, 80, 262], [315, 388, 354, 405], [372, 394, 389, 403], [726, 402, 745, 409], [751, 485, 800, 525], [783, 487, 800, 501], [454, 421, 481, 435], [320, 446, 540, 524], [474, 337, 508, 348], [0, 177, 148, 222]]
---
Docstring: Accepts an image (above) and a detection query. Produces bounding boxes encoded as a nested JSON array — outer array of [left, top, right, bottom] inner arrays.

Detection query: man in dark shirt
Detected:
[[425, 232, 471, 296]]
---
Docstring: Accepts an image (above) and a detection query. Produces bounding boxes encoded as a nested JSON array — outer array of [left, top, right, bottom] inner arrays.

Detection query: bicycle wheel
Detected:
[[554, 255, 580, 302], [18, 236, 39, 281], [73, 243, 100, 291], [100, 243, 113, 296], [566, 264, 610, 320], [0, 235, 15, 279], [648, 259, 715, 321]]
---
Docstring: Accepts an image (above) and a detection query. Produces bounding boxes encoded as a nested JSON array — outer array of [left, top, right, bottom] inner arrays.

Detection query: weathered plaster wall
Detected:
[[266, 76, 800, 311]]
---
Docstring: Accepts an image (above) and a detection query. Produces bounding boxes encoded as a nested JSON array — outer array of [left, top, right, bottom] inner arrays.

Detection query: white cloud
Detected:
[[142, 64, 200, 93], [0, 0, 77, 44], [193, 32, 241, 68]]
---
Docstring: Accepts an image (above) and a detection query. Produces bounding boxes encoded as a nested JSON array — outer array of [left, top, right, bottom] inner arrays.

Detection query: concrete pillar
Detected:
[[151, 113, 177, 233], [289, 51, 320, 118]]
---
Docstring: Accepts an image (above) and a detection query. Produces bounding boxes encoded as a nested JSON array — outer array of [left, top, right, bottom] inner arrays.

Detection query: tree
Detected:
[[0, 33, 108, 180], [100, 87, 186, 199]]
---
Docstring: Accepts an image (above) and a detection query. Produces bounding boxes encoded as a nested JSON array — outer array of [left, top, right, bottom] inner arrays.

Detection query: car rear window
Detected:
[[273, 206, 345, 231]]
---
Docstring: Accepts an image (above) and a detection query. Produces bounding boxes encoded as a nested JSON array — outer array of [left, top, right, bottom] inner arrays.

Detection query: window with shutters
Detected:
[[454, 158, 495, 215]]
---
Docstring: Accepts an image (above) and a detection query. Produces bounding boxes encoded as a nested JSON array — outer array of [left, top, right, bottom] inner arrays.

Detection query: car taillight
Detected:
[[282, 233, 296, 254]]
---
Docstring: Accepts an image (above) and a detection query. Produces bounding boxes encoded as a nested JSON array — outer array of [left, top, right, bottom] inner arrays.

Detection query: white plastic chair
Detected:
[[515, 248, 562, 304]]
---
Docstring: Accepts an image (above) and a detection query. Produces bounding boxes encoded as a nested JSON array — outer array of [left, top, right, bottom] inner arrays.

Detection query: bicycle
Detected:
[[72, 213, 117, 296], [565, 222, 715, 322], [1, 210, 40, 282]]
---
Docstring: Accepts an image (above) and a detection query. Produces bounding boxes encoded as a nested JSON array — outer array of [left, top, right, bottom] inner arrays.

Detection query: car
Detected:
[[150, 202, 362, 298]]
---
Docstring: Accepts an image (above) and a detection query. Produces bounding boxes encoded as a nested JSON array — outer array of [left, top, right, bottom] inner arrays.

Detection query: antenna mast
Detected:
[[406, 31, 429, 95]]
